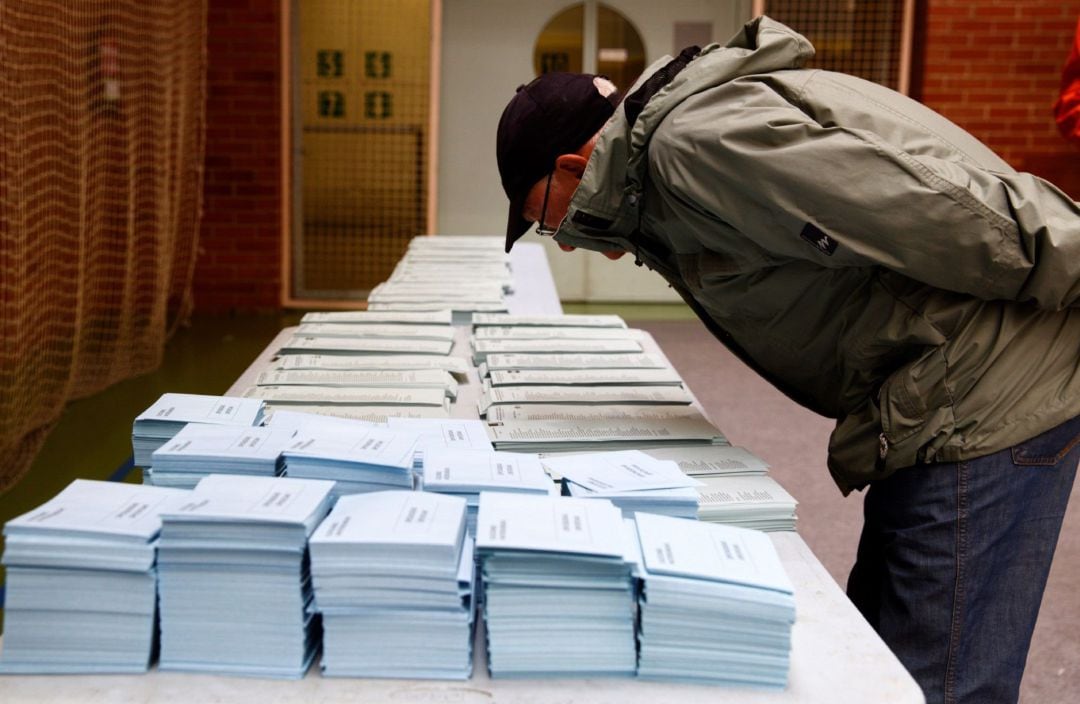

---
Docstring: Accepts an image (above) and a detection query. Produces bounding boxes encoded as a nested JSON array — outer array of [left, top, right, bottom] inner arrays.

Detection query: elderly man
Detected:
[[497, 16, 1080, 704]]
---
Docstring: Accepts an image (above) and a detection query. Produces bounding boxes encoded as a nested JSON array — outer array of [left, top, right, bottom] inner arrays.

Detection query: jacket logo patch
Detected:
[[800, 222, 837, 256], [571, 211, 615, 230]]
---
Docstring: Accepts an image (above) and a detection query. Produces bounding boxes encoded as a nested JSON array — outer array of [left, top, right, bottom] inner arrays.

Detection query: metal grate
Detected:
[[761, 0, 909, 91], [293, 0, 432, 301]]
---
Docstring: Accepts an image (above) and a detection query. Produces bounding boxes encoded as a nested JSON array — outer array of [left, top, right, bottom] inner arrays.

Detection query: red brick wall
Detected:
[[192, 3, 1080, 312], [921, 0, 1080, 198], [194, 0, 283, 313]]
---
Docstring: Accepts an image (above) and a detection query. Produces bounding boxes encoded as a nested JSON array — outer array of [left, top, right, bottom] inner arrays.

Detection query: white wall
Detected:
[[437, 0, 751, 302]]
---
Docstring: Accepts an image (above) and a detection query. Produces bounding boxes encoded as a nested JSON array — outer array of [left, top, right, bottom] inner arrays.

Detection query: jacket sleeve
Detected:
[[649, 81, 1080, 310], [1054, 18, 1080, 144]]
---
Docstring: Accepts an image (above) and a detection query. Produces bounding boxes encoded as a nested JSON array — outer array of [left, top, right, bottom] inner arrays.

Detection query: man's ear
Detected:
[[554, 153, 589, 179]]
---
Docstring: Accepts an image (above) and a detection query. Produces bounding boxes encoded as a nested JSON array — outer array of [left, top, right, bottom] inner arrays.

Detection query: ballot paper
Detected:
[[301, 310, 453, 325], [255, 369, 459, 399], [480, 385, 693, 413], [368, 301, 508, 313], [0, 480, 192, 674], [245, 385, 450, 408], [273, 353, 471, 378], [472, 313, 627, 328], [633, 513, 795, 687], [147, 424, 296, 489], [487, 368, 684, 387], [282, 423, 421, 498], [481, 352, 670, 374], [294, 322, 456, 341], [156, 475, 334, 679], [473, 326, 641, 341], [132, 393, 266, 467], [263, 403, 452, 422], [420, 449, 558, 535], [640, 446, 769, 477], [485, 403, 711, 423], [262, 409, 376, 433], [696, 475, 799, 531], [489, 417, 727, 452], [385, 418, 493, 453], [278, 335, 454, 356], [471, 338, 642, 362], [543, 450, 699, 492], [476, 493, 636, 678]]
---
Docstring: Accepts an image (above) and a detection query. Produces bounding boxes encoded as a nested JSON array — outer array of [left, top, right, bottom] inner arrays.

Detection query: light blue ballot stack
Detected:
[[145, 424, 295, 489], [309, 491, 476, 679], [420, 448, 558, 536], [281, 420, 420, 501], [476, 493, 637, 678], [156, 475, 334, 679], [0, 480, 190, 673], [132, 393, 265, 468], [548, 450, 703, 520], [633, 512, 796, 688], [385, 417, 494, 476]]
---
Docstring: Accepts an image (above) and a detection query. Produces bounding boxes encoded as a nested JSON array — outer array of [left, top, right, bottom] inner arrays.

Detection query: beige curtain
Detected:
[[0, 1, 206, 491]]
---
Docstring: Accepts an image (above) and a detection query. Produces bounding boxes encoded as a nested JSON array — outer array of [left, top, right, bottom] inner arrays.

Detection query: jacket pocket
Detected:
[[877, 345, 955, 469], [1011, 416, 1080, 466]]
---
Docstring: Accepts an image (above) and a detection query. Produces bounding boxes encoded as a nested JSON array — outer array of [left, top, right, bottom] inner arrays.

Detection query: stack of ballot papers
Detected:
[[254, 368, 459, 400], [472, 313, 627, 329], [309, 491, 476, 679], [263, 403, 452, 422], [486, 414, 726, 452], [640, 446, 768, 477], [145, 423, 295, 489], [131, 393, 265, 467], [476, 493, 637, 678], [277, 335, 454, 356], [0, 480, 190, 673], [632, 513, 796, 687], [385, 417, 494, 475], [271, 352, 471, 379], [696, 475, 799, 531], [156, 475, 334, 679], [548, 450, 703, 520], [280, 419, 420, 500], [420, 449, 558, 535], [243, 385, 451, 412]]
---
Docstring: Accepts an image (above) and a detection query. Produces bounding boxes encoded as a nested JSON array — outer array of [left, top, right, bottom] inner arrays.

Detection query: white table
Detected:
[[0, 241, 924, 703]]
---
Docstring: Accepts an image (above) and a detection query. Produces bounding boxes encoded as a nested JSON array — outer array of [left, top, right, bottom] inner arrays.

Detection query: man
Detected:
[[497, 16, 1080, 704]]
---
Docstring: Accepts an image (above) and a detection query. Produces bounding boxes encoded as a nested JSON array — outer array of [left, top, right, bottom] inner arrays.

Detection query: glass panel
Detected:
[[596, 4, 646, 94], [534, 3, 585, 76]]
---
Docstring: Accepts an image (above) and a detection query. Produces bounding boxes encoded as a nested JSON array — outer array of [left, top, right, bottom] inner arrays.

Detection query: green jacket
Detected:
[[553, 17, 1080, 493]]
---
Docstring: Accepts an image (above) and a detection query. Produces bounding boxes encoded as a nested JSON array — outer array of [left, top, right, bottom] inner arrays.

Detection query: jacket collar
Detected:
[[553, 16, 815, 254]]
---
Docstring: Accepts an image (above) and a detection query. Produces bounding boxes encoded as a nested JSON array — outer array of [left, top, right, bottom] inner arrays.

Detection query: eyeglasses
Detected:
[[534, 173, 556, 237]]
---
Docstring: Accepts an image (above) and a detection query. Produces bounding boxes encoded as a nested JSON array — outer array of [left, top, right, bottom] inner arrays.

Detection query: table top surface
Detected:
[[0, 241, 924, 703]]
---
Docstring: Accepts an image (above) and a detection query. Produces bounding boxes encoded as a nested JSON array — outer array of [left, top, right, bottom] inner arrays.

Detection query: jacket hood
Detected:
[[558, 16, 815, 251]]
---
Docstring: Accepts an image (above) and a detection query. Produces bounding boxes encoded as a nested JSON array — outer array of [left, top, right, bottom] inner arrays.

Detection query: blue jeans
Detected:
[[847, 416, 1080, 704]]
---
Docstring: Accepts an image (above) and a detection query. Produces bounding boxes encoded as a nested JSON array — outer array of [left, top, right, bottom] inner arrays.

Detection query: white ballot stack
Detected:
[[476, 493, 637, 678], [145, 423, 295, 489], [309, 491, 476, 679], [696, 475, 799, 531], [550, 450, 702, 520], [384, 417, 494, 476], [633, 513, 796, 687], [0, 480, 190, 673], [280, 421, 420, 501], [131, 393, 265, 467], [156, 475, 334, 679], [420, 449, 558, 535]]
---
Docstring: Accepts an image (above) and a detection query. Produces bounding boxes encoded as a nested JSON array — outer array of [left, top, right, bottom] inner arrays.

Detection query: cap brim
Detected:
[[504, 190, 533, 253]]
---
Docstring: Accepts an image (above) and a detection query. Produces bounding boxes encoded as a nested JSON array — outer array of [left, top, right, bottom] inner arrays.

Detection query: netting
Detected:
[[0, 1, 206, 491], [295, 0, 431, 300], [763, 0, 907, 90]]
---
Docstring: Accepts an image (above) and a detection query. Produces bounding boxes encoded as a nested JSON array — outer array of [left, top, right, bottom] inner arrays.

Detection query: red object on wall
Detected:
[[1054, 17, 1080, 143]]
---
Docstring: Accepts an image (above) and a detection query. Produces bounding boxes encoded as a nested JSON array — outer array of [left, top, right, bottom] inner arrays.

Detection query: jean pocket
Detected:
[[1011, 416, 1080, 466]]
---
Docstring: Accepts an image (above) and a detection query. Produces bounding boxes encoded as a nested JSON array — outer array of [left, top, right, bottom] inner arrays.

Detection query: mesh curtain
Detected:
[[763, 0, 906, 90], [0, 1, 206, 491]]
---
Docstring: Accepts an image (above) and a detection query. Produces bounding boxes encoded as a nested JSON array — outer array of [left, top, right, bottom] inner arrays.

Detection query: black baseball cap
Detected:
[[496, 73, 620, 252]]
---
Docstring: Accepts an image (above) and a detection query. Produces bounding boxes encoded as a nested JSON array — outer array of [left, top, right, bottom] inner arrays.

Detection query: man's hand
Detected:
[[558, 243, 625, 260]]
